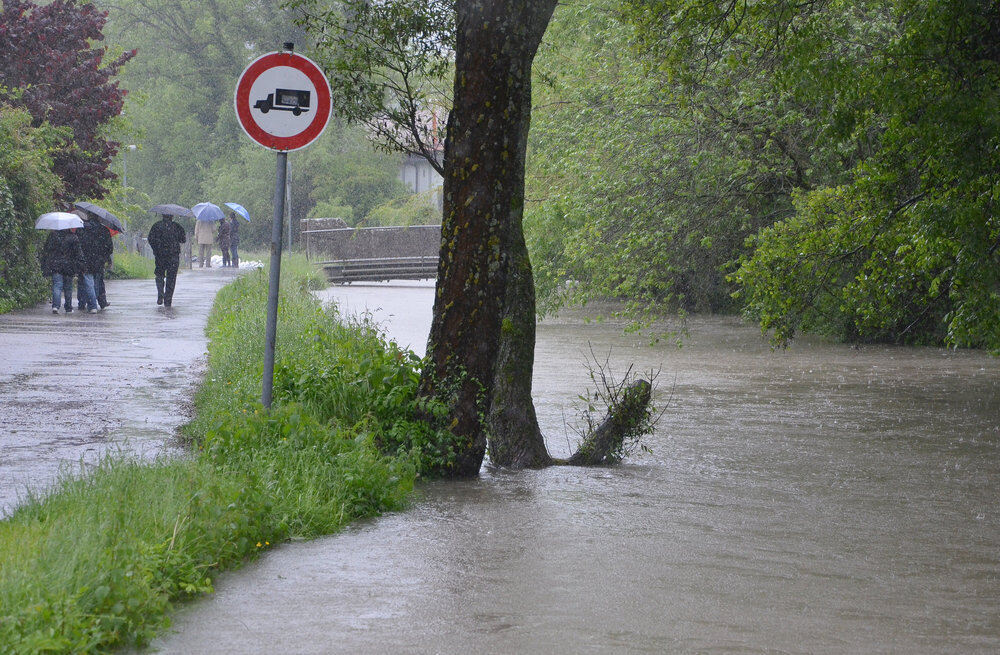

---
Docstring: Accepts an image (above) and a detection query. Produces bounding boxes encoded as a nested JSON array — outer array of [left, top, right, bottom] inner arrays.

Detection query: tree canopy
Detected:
[[100, 0, 425, 244], [0, 0, 134, 200], [525, 0, 999, 351]]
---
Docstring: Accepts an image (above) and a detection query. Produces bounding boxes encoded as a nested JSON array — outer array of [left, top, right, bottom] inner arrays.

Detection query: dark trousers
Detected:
[[154, 257, 179, 305], [230, 245, 239, 268]]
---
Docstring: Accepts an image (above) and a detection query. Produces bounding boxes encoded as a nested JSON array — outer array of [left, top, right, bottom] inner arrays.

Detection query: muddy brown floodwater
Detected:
[[0, 268, 241, 517], [149, 280, 1000, 654]]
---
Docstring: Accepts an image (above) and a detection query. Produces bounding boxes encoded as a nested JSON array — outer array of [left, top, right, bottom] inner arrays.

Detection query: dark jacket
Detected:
[[79, 219, 113, 274], [147, 218, 186, 260], [229, 217, 239, 246], [41, 230, 86, 276], [217, 219, 232, 249]]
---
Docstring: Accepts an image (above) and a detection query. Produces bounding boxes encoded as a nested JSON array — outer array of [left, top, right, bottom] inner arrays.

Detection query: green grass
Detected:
[[105, 250, 154, 280], [0, 254, 439, 654]]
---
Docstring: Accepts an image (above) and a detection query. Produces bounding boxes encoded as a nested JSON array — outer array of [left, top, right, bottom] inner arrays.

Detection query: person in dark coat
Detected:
[[228, 214, 240, 267], [76, 211, 112, 311], [217, 217, 232, 267], [40, 228, 86, 314], [147, 214, 186, 307]]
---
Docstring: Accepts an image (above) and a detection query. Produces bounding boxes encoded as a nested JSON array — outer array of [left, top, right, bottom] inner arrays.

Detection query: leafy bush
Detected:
[[364, 190, 441, 227], [0, 105, 63, 314]]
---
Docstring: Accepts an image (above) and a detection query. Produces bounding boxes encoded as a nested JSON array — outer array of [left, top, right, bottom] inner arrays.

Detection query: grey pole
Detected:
[[262, 149, 288, 409], [122, 144, 136, 197], [285, 157, 292, 249]]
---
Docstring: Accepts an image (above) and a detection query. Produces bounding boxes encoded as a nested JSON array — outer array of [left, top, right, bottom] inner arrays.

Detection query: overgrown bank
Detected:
[[0, 257, 437, 653]]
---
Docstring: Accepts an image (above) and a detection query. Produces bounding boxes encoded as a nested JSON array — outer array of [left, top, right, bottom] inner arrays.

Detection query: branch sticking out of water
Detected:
[[556, 347, 661, 466]]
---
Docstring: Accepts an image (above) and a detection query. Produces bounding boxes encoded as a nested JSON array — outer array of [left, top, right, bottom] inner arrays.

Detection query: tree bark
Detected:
[[420, 0, 558, 477], [486, 227, 552, 468]]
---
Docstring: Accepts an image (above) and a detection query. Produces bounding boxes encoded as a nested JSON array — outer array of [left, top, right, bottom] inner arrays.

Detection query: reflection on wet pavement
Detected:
[[0, 268, 241, 517]]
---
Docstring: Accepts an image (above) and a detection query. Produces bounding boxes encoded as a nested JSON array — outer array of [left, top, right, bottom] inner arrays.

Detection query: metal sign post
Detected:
[[261, 150, 287, 408], [234, 42, 332, 409]]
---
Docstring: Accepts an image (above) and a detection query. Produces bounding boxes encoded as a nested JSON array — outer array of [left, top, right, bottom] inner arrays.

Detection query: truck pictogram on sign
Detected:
[[254, 88, 311, 116], [235, 50, 331, 151]]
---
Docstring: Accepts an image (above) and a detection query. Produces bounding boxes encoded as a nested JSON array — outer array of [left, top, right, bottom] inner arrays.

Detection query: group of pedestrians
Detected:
[[43, 209, 243, 314], [194, 214, 240, 268], [41, 210, 113, 314]]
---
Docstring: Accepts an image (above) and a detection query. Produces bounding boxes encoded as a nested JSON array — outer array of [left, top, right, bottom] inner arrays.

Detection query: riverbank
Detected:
[[0, 258, 422, 653]]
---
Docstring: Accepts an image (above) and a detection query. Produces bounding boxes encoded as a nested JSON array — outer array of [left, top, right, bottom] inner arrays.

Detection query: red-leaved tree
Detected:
[[0, 0, 135, 200]]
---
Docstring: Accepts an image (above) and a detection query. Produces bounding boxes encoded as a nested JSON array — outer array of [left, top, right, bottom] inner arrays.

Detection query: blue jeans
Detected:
[[51, 273, 70, 309], [82, 270, 107, 307], [74, 273, 98, 310], [230, 245, 239, 267]]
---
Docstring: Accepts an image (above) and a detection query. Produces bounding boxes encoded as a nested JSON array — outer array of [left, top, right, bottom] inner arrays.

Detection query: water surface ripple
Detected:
[[154, 282, 999, 654]]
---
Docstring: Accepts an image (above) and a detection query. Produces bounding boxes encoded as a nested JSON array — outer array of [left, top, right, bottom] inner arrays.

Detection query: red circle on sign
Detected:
[[234, 52, 332, 151]]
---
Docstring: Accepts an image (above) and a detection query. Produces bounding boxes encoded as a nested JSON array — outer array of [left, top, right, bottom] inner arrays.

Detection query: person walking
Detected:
[[76, 210, 111, 312], [41, 227, 86, 314], [147, 213, 186, 307], [194, 218, 215, 267], [217, 217, 232, 267], [228, 214, 240, 267]]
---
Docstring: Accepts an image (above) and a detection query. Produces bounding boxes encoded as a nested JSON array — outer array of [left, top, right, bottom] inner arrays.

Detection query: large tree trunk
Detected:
[[487, 223, 552, 468], [420, 0, 558, 477]]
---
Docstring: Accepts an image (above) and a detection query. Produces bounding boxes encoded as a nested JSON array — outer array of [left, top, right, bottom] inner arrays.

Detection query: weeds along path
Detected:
[[0, 268, 241, 517]]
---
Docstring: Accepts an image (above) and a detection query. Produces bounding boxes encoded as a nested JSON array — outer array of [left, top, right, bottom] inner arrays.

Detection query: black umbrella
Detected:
[[150, 203, 194, 218], [74, 201, 125, 233]]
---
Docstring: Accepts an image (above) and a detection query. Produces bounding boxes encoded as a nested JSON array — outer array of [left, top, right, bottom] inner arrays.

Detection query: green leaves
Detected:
[[733, 0, 1000, 350], [528, 0, 1000, 351]]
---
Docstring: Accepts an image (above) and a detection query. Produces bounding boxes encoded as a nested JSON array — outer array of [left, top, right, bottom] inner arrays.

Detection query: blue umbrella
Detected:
[[224, 202, 251, 222], [192, 202, 225, 222]]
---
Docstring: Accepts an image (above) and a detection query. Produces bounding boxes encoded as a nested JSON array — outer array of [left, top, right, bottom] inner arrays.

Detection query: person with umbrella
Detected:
[[224, 203, 249, 267], [191, 202, 225, 267], [73, 201, 123, 309], [194, 215, 215, 267], [38, 213, 87, 314], [75, 209, 112, 311], [147, 212, 187, 307], [228, 213, 240, 267], [217, 214, 232, 267]]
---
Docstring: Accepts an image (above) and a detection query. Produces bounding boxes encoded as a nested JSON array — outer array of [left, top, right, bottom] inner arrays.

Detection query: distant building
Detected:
[[399, 151, 443, 211]]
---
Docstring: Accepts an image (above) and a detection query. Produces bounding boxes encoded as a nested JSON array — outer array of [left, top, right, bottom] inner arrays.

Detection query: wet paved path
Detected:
[[0, 267, 240, 517]]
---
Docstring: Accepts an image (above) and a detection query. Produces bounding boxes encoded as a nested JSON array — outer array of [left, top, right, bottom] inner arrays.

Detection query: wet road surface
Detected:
[[0, 267, 240, 517]]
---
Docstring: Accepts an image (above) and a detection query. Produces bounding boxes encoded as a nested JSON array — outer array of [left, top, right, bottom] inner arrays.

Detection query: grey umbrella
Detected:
[[150, 203, 194, 218], [74, 201, 126, 233]]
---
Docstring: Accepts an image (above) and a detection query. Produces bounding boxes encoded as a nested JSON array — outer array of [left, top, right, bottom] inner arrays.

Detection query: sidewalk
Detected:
[[0, 267, 240, 517]]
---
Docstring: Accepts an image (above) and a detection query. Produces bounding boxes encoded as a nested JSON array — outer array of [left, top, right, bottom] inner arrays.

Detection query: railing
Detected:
[[318, 256, 438, 283]]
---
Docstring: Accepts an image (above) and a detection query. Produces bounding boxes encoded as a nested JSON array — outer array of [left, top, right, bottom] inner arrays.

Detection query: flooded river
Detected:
[[154, 281, 999, 653]]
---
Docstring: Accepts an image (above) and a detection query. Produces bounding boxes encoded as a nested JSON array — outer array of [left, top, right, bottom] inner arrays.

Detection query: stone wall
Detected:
[[302, 223, 441, 261]]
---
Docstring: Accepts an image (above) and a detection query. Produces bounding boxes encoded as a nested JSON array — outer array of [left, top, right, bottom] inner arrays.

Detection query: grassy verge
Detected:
[[105, 250, 155, 280], [0, 255, 442, 654]]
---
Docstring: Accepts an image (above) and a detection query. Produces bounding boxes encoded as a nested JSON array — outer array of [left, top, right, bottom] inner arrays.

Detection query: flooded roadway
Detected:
[[0, 267, 240, 517], [153, 281, 1000, 654]]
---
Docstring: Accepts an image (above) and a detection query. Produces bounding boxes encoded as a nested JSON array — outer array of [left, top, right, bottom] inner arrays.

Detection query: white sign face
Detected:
[[235, 51, 332, 151], [247, 66, 316, 138]]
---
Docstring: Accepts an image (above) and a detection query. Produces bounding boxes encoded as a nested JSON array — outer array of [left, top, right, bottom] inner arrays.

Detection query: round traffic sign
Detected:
[[234, 51, 332, 151]]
